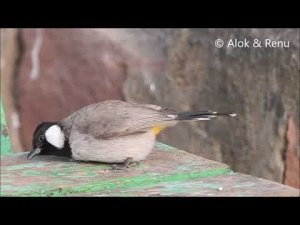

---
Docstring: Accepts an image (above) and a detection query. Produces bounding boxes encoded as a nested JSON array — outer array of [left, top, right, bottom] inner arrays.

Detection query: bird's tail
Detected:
[[175, 111, 237, 121]]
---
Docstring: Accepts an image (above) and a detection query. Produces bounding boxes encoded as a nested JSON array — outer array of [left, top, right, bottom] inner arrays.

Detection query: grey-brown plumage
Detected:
[[60, 100, 178, 162], [62, 100, 177, 140], [27, 100, 236, 163]]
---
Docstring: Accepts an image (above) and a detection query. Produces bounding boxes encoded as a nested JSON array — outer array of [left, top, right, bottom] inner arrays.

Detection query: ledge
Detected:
[[0, 142, 299, 197]]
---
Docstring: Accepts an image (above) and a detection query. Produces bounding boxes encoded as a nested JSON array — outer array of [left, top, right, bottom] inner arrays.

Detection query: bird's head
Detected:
[[27, 122, 69, 160]]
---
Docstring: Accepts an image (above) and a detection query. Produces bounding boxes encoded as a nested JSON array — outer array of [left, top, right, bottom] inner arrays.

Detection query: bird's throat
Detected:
[[41, 139, 72, 157]]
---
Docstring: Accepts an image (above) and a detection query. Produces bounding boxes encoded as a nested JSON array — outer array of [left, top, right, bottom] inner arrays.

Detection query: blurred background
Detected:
[[1, 28, 299, 188]]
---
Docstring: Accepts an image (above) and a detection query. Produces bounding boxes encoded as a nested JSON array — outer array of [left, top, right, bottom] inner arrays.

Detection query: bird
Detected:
[[27, 100, 236, 167]]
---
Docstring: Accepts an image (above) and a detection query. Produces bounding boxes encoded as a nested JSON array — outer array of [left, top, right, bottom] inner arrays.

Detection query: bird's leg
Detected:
[[68, 158, 77, 162], [111, 157, 138, 170], [123, 157, 134, 167]]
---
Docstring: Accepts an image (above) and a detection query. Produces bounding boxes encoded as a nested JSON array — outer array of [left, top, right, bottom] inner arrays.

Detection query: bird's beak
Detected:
[[27, 147, 41, 160]]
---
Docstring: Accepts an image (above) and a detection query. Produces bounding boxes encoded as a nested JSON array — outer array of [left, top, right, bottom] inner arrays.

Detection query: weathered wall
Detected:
[[16, 29, 130, 150], [123, 29, 299, 185], [1, 28, 299, 187]]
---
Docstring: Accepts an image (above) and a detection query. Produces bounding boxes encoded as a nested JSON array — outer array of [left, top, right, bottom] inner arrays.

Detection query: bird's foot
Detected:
[[68, 158, 77, 162], [111, 157, 139, 170]]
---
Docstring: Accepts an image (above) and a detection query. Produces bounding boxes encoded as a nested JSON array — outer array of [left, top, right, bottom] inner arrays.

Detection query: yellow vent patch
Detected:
[[151, 125, 166, 136]]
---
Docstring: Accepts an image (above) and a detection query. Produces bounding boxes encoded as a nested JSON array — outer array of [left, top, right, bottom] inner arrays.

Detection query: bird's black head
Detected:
[[27, 122, 71, 160]]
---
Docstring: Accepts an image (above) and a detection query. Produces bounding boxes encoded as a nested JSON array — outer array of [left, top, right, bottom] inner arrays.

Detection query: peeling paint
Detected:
[[4, 162, 53, 171], [3, 141, 296, 196], [11, 111, 20, 130], [29, 29, 43, 80], [0, 99, 12, 155], [4, 168, 231, 196], [154, 142, 176, 151]]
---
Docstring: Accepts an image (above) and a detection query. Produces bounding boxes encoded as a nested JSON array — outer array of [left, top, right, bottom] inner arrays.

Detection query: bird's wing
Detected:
[[62, 100, 177, 139]]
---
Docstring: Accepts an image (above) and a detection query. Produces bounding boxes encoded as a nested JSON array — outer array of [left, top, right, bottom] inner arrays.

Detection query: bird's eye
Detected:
[[39, 135, 44, 142]]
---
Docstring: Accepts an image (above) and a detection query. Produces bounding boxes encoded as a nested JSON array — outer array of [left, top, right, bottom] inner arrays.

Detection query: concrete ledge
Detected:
[[1, 142, 299, 197]]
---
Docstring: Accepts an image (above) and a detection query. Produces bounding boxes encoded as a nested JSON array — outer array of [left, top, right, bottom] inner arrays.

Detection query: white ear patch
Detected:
[[45, 125, 65, 149]]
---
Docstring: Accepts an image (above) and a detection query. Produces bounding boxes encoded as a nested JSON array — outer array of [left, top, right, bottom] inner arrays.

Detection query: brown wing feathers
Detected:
[[62, 100, 236, 140]]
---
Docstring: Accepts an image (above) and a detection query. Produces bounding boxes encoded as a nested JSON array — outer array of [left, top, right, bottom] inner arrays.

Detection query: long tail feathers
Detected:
[[175, 111, 237, 121]]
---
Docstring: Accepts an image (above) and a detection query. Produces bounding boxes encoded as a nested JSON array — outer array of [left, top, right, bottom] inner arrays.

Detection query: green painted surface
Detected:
[[4, 162, 54, 171], [84, 172, 299, 197], [0, 99, 12, 155], [154, 142, 177, 151], [1, 146, 298, 196], [20, 163, 110, 178], [5, 167, 232, 196], [1, 144, 233, 196]]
